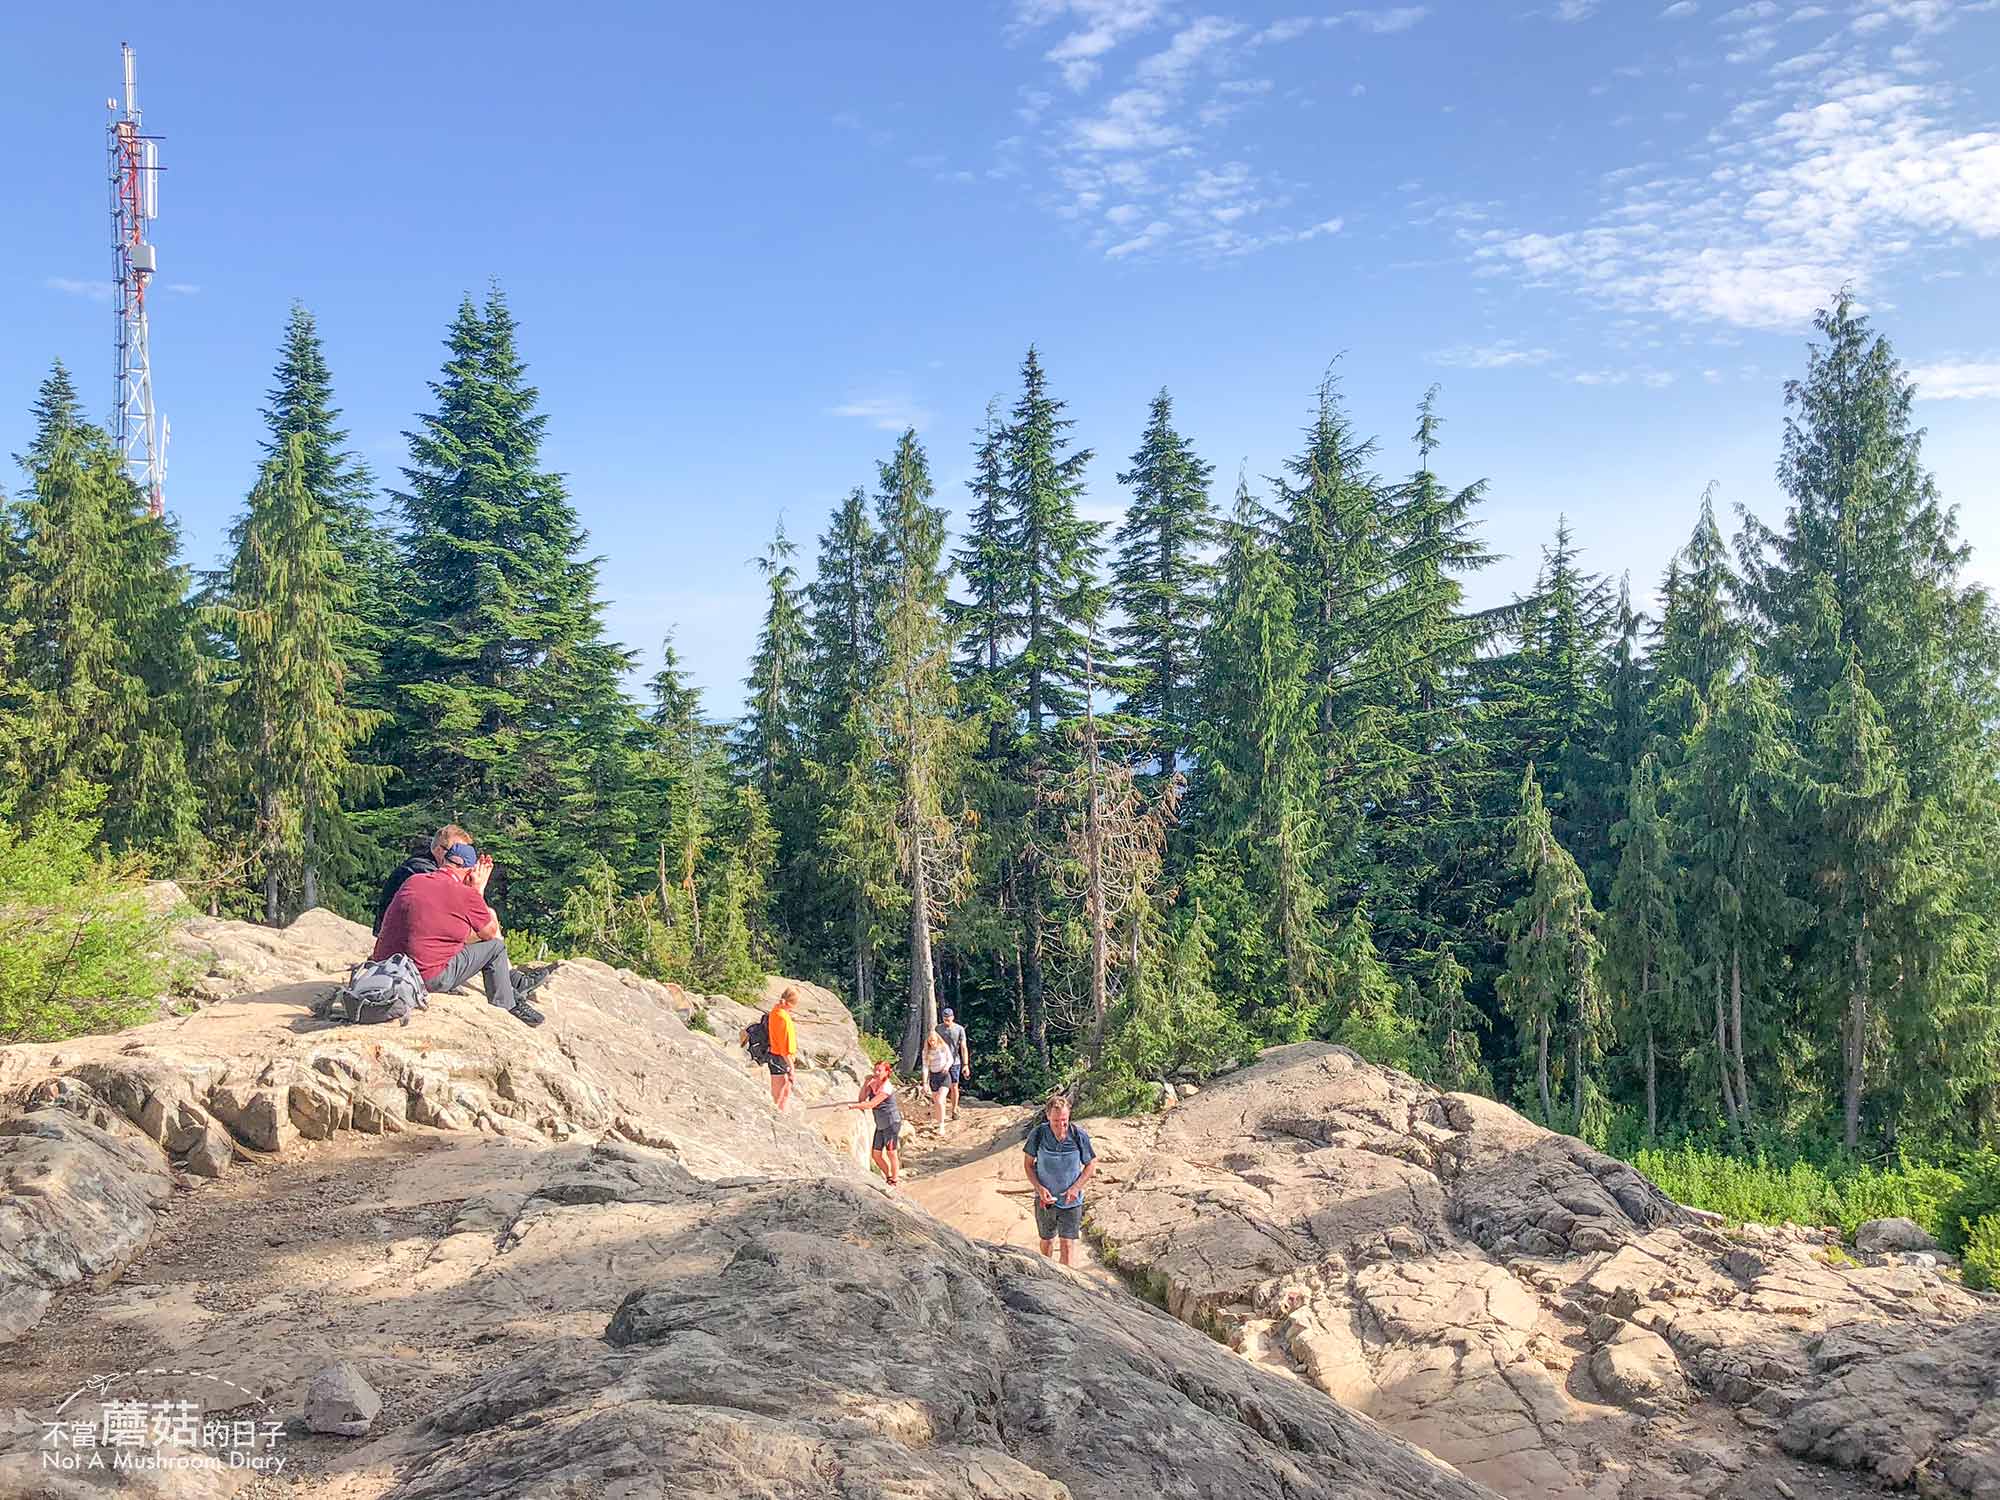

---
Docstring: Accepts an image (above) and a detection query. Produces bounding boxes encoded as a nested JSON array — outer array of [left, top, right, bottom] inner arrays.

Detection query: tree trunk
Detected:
[[260, 782, 281, 928], [1730, 943, 1751, 1124], [1026, 875, 1048, 1067], [900, 817, 938, 1073], [658, 840, 670, 912], [1845, 932, 1867, 1152], [1537, 1014, 1553, 1123], [300, 799, 319, 914], [1717, 966, 1741, 1129], [1572, 1024, 1585, 1134], [1641, 957, 1655, 1141]]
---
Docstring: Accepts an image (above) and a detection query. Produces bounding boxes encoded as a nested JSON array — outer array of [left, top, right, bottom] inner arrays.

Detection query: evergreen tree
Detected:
[[801, 488, 894, 1018], [951, 400, 1018, 751], [383, 288, 639, 921], [737, 521, 807, 804], [1, 364, 201, 859], [214, 435, 386, 923], [1496, 766, 1603, 1127], [1650, 486, 1745, 753], [1672, 667, 1802, 1133], [238, 307, 394, 910], [999, 347, 1105, 1061], [1740, 294, 2000, 1144], [1193, 493, 1326, 1034], [1603, 753, 1684, 1138], [1110, 389, 1217, 771], [872, 431, 967, 1070]]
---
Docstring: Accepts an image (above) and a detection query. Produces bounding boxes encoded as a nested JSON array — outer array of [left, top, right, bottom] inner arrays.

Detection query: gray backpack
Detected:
[[320, 954, 429, 1026]]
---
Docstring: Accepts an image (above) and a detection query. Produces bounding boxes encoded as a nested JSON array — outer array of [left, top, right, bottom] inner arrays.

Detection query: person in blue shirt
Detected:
[[1021, 1091, 1096, 1265]]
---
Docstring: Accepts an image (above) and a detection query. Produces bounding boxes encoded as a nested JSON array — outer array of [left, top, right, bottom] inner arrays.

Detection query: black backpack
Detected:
[[740, 1013, 772, 1064]]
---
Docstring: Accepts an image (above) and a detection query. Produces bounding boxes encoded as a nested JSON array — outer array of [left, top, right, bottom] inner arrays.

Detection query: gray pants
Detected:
[[429, 938, 515, 1009]]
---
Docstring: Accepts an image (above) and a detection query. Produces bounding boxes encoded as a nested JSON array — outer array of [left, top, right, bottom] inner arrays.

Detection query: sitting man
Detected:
[[372, 824, 463, 935], [370, 834, 546, 1028]]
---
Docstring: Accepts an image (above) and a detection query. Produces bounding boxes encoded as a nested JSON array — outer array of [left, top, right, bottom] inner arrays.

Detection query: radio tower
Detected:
[[108, 43, 166, 519]]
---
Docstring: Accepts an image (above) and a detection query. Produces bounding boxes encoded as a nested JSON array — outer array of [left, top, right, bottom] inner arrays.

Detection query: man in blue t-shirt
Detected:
[[1021, 1092, 1096, 1266]]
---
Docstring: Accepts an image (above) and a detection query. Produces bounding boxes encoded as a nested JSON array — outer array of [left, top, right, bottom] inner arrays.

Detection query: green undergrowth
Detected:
[[1627, 1139, 2000, 1250]]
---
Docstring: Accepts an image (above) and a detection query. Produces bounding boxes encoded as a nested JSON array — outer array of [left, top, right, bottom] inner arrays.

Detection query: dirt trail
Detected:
[[895, 1100, 1126, 1295]]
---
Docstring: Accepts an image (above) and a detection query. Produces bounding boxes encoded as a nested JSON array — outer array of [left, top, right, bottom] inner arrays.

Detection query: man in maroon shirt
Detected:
[[370, 837, 547, 1027]]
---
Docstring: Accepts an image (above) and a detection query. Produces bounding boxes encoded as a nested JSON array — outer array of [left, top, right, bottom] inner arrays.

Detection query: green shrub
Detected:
[[1938, 1149, 2000, 1257], [1960, 1212, 2000, 1292], [859, 1032, 896, 1067], [0, 791, 180, 1043], [687, 1007, 714, 1035], [1332, 992, 1439, 1081]]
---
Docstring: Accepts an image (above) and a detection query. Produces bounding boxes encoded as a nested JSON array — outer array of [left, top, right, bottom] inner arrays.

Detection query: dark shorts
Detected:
[[872, 1123, 901, 1151], [767, 1055, 793, 1077], [1034, 1197, 1084, 1242], [949, 1061, 963, 1087], [927, 1069, 951, 1092]]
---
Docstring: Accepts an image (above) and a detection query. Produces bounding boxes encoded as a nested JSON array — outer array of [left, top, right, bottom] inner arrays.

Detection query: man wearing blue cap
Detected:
[[370, 827, 546, 1027]]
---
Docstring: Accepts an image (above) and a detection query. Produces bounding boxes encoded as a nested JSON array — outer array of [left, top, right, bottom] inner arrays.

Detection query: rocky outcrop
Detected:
[[0, 907, 876, 1347], [371, 1153, 1494, 1500], [1084, 1043, 1996, 1500]]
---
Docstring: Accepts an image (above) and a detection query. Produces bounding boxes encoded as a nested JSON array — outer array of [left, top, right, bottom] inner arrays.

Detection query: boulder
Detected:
[[304, 1361, 381, 1437], [1854, 1216, 1939, 1256], [0, 1107, 172, 1343]]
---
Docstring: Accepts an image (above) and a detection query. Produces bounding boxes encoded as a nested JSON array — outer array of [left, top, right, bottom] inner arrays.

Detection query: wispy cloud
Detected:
[[1430, 341, 1556, 369], [46, 276, 114, 302], [828, 394, 931, 432], [1010, 4, 1389, 260], [166, 282, 201, 296], [1908, 359, 2000, 399], [1470, 28, 2000, 331], [1661, 1, 1700, 17]]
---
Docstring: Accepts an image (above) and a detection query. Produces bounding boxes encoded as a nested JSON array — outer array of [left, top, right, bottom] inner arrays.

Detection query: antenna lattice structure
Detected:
[[108, 43, 166, 519]]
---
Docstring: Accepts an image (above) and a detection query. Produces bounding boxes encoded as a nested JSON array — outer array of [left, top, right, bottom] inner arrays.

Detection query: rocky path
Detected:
[[896, 1101, 1125, 1295]]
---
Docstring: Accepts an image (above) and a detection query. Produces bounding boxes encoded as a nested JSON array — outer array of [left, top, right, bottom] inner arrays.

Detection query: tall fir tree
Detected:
[[872, 430, 967, 1070], [1109, 388, 1217, 772], [214, 434, 386, 922], [1740, 294, 2000, 1144], [1603, 752, 1684, 1139], [999, 347, 1105, 1062], [1496, 766, 1604, 1127], [383, 288, 639, 922], [1193, 491, 1326, 1035], [1672, 666, 1802, 1133]]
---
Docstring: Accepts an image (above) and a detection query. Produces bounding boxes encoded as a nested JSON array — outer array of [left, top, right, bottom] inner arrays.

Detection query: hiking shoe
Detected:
[[507, 999, 546, 1028], [511, 968, 553, 1002]]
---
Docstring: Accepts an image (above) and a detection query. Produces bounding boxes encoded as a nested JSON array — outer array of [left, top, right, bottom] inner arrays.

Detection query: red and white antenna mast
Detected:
[[108, 43, 166, 519]]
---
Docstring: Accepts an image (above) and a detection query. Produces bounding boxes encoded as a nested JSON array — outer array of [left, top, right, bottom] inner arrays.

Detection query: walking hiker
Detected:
[[766, 986, 801, 1110], [939, 1006, 970, 1122], [369, 834, 547, 1028], [848, 1059, 902, 1185], [921, 1028, 954, 1129], [1022, 1092, 1096, 1267]]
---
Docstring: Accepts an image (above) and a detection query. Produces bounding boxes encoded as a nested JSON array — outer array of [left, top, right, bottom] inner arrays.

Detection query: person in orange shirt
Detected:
[[765, 986, 801, 1110]]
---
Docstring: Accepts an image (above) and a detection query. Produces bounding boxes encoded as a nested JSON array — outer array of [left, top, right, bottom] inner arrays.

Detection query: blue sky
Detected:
[[3, 1, 1996, 712]]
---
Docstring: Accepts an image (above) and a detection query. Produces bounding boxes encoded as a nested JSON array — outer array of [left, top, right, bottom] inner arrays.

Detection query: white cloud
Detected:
[[1430, 341, 1556, 368], [1907, 360, 2000, 399], [1661, 1, 1700, 16], [1553, 0, 1600, 19], [829, 395, 931, 432], [1107, 219, 1172, 257], [1135, 16, 1242, 85], [1025, 0, 1167, 89], [1251, 16, 1322, 45], [46, 276, 114, 302], [165, 282, 200, 295], [1473, 56, 2000, 330], [1070, 87, 1184, 150], [1341, 6, 1429, 33]]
